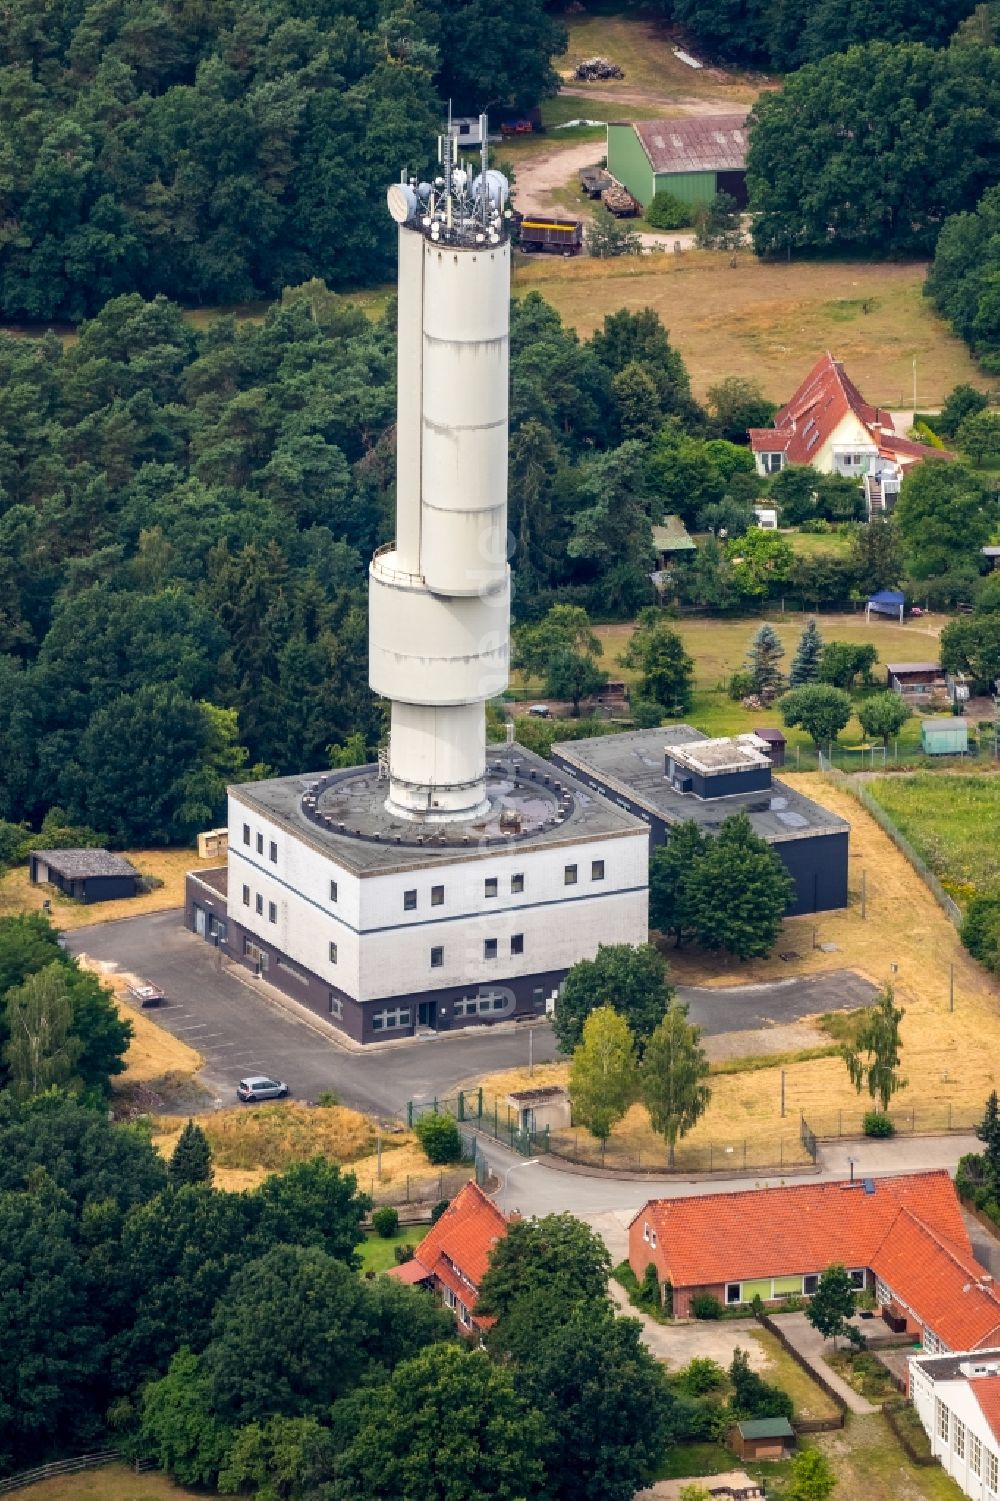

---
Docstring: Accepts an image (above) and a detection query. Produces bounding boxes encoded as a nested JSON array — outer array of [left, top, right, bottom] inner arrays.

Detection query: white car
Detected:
[[236, 1075, 289, 1103]]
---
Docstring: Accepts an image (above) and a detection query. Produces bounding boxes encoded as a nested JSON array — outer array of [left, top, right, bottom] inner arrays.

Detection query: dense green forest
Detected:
[[652, 0, 978, 68], [0, 0, 565, 319], [926, 186, 1000, 371]]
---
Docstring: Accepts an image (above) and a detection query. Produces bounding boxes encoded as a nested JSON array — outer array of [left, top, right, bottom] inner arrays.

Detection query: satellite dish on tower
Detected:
[[387, 183, 417, 224]]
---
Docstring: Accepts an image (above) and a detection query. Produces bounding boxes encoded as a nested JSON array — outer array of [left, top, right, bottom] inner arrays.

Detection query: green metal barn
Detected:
[[606, 115, 749, 211]]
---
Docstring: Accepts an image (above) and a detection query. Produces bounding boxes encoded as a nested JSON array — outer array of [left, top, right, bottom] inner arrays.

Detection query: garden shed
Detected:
[[506, 1085, 571, 1134], [753, 727, 786, 767], [921, 719, 968, 756], [729, 1417, 795, 1461], [29, 849, 139, 903]]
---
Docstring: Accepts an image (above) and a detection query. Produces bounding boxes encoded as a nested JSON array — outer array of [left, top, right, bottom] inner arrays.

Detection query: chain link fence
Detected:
[[801, 1104, 980, 1141], [407, 1091, 551, 1158], [546, 1128, 812, 1175]]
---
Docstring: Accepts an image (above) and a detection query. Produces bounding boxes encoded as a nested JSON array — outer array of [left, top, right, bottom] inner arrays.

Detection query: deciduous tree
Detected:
[[553, 944, 672, 1055], [649, 822, 706, 946], [684, 814, 793, 959], [477, 1214, 611, 1319], [843, 984, 906, 1113], [857, 692, 911, 746], [805, 1264, 856, 1347], [569, 1006, 638, 1143], [780, 684, 853, 747], [640, 1001, 711, 1168]]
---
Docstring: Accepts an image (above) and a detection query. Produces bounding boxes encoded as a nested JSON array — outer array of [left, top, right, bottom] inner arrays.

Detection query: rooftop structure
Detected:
[[632, 113, 749, 174]]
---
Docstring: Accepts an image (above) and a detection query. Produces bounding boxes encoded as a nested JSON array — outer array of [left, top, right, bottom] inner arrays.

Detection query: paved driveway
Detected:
[[68, 912, 875, 1121]]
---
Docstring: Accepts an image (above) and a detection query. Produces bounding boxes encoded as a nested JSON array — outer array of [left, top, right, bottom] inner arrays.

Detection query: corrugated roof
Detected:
[[633, 1170, 972, 1288], [634, 114, 748, 174], [33, 848, 138, 879]]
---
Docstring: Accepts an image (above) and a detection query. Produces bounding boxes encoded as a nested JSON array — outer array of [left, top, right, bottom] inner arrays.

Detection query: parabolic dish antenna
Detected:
[[386, 182, 417, 224]]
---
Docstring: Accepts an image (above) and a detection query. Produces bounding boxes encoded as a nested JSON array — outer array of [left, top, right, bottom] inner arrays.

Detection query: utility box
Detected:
[[197, 828, 229, 859]]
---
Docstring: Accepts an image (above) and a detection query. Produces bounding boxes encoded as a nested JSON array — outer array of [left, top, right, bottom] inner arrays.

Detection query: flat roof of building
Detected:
[[669, 733, 771, 775], [33, 848, 138, 879], [230, 742, 647, 876], [553, 727, 848, 843]]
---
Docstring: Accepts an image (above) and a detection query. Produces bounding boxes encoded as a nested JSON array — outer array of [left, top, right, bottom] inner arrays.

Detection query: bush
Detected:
[[430, 1198, 450, 1224], [799, 517, 832, 533], [675, 1357, 727, 1396], [631, 695, 665, 728], [691, 1292, 723, 1320], [413, 1111, 462, 1164], [863, 1110, 895, 1138], [372, 1206, 400, 1238], [666, 1393, 717, 1442], [640, 1262, 662, 1308], [393, 1242, 416, 1263], [728, 669, 757, 701], [646, 190, 692, 231]]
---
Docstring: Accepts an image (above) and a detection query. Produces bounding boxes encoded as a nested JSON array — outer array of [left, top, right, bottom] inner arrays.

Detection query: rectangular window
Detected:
[[511, 934, 524, 955], [990, 1451, 999, 1492], [328, 992, 342, 1019], [972, 1436, 982, 1477], [431, 885, 444, 906], [242, 883, 250, 906], [803, 1274, 819, 1296], [371, 1007, 410, 1032], [511, 873, 524, 893], [403, 889, 417, 911], [936, 1399, 949, 1445], [650, 1230, 657, 1248], [242, 823, 250, 846], [431, 946, 443, 968], [256, 832, 264, 855], [725, 1283, 741, 1306], [954, 1418, 966, 1460], [269, 840, 277, 863], [848, 1269, 866, 1290], [591, 859, 605, 881], [268, 901, 277, 924], [255, 893, 263, 916], [330, 879, 338, 903], [484, 938, 498, 960], [564, 864, 578, 886], [643, 1222, 650, 1243], [329, 940, 338, 964], [485, 877, 498, 898]]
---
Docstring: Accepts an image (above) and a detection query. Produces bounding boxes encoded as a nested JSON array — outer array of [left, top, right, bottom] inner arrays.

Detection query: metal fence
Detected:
[[407, 1091, 551, 1159], [820, 765, 963, 926], [546, 1129, 812, 1175], [801, 1105, 980, 1141], [0, 1452, 120, 1496]]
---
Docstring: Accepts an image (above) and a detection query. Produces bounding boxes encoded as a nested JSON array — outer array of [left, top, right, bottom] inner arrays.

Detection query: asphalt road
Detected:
[[68, 912, 875, 1120]]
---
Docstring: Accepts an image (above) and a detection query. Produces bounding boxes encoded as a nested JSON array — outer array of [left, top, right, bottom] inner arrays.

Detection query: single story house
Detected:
[[922, 719, 969, 756], [607, 114, 749, 210], [748, 353, 952, 501], [910, 1349, 1000, 1500], [887, 662, 947, 701], [983, 547, 1000, 572], [388, 1180, 510, 1332], [729, 1417, 795, 1462], [628, 1171, 1000, 1354], [29, 848, 139, 904]]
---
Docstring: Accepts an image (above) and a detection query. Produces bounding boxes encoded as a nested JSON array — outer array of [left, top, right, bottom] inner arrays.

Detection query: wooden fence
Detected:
[[755, 1311, 847, 1430], [0, 1451, 120, 1495]]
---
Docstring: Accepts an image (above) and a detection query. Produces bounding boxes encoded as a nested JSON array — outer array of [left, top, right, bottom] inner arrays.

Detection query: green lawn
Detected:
[[357, 1227, 421, 1273], [865, 773, 1000, 901]]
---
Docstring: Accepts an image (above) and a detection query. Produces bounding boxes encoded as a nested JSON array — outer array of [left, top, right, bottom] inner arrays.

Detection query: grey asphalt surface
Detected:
[[68, 912, 875, 1120]]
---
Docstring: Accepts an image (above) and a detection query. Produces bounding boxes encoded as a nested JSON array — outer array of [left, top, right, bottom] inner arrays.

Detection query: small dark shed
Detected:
[[729, 1417, 795, 1461], [753, 727, 786, 767], [30, 849, 139, 904]]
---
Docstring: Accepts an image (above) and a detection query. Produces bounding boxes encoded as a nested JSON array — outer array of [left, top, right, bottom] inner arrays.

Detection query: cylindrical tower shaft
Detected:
[[369, 173, 510, 823]]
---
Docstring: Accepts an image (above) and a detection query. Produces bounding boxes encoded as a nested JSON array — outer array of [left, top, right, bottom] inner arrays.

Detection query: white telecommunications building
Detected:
[[186, 126, 649, 1043]]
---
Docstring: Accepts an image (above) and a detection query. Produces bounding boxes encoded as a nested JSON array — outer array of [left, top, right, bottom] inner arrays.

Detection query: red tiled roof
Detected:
[[634, 1170, 972, 1288], [410, 1180, 509, 1308], [634, 114, 748, 174], [872, 1210, 1000, 1353], [748, 352, 952, 469], [971, 1376, 1000, 1447], [386, 1258, 432, 1285]]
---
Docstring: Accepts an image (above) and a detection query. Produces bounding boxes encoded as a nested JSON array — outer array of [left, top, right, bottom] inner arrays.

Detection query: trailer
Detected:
[[579, 167, 612, 199], [517, 217, 584, 255], [601, 183, 639, 218]]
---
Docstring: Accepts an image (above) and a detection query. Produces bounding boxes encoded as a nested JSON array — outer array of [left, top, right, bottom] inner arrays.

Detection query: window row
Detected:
[[455, 993, 508, 1018], [242, 884, 278, 925], [723, 1268, 865, 1306], [429, 935, 523, 968], [398, 862, 606, 912], [242, 823, 278, 864]]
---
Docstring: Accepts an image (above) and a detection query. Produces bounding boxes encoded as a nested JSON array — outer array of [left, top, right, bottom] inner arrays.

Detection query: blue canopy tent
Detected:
[[866, 589, 904, 623]]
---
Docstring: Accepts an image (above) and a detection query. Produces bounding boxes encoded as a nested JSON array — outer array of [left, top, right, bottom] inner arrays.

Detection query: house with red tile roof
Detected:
[[629, 1171, 1000, 1353], [748, 353, 951, 517], [386, 1180, 510, 1332], [911, 1347, 1000, 1498]]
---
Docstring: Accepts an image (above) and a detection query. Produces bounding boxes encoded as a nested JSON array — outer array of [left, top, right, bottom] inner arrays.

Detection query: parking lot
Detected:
[[68, 912, 875, 1120]]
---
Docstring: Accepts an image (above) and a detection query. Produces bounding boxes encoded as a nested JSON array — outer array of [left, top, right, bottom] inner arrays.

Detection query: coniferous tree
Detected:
[[168, 1121, 214, 1187], [745, 622, 786, 695], [976, 1090, 1000, 1184], [789, 619, 823, 686]]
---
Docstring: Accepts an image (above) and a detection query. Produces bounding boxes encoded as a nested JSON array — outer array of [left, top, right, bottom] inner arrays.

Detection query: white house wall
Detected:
[[911, 1366, 1000, 1500]]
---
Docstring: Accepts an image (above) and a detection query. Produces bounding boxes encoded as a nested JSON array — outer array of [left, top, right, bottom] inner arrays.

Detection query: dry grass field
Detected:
[[552, 9, 765, 105], [14, 1468, 199, 1501], [74, 957, 204, 1088], [512, 253, 989, 405], [473, 772, 1000, 1162], [0, 847, 214, 930]]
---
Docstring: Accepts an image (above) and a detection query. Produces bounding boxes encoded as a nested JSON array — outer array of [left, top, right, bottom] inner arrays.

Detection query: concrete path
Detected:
[[609, 1279, 765, 1369], [774, 1312, 877, 1415]]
